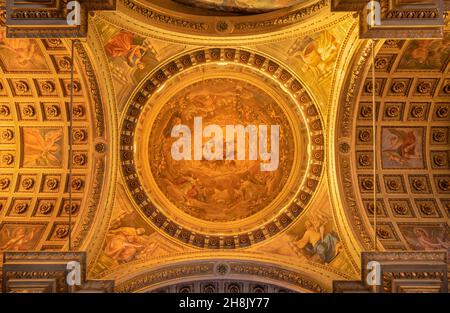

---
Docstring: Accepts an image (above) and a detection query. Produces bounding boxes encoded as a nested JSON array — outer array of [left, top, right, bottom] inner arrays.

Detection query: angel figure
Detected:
[[105, 30, 151, 70], [0, 227, 38, 251], [383, 129, 419, 165], [23, 128, 63, 167], [0, 30, 39, 67], [292, 31, 340, 77], [411, 228, 450, 251]]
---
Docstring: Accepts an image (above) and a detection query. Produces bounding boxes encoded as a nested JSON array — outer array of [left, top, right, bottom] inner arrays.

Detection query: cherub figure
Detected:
[[0, 227, 37, 251]]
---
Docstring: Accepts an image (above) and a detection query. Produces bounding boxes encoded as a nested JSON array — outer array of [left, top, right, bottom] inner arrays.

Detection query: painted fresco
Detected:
[[288, 30, 340, 79], [381, 127, 424, 169], [149, 78, 294, 222], [399, 224, 450, 251], [0, 30, 48, 72], [22, 128, 63, 167], [0, 224, 46, 251], [398, 34, 450, 70], [98, 21, 186, 110], [289, 212, 343, 265]]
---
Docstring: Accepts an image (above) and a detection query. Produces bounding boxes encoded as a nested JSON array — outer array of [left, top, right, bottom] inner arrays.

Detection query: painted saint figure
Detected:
[[104, 227, 155, 263], [105, 30, 149, 69], [294, 217, 341, 264]]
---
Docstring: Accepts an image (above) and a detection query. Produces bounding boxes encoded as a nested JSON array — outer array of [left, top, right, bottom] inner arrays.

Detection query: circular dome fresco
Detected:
[[147, 78, 295, 223], [120, 48, 325, 249]]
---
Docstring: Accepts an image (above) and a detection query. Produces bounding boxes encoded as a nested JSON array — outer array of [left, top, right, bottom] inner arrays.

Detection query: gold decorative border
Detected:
[[118, 0, 328, 37], [115, 260, 327, 293]]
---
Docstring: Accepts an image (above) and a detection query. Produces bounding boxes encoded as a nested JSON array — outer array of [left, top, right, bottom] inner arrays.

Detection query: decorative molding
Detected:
[[332, 0, 447, 38], [74, 41, 105, 137], [334, 251, 448, 293], [1, 252, 114, 293], [115, 260, 327, 293], [4, 0, 116, 38], [151, 279, 294, 293], [117, 0, 329, 37]]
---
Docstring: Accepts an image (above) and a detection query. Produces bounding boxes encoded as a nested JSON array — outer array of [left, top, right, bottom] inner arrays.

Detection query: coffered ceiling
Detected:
[[332, 36, 450, 255], [0, 1, 448, 292]]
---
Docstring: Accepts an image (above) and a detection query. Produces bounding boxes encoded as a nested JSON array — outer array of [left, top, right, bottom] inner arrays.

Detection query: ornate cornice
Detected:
[[117, 0, 328, 38], [4, 0, 116, 38], [74, 41, 105, 137], [334, 251, 448, 293], [2, 252, 114, 293], [332, 0, 447, 38], [332, 42, 375, 253], [115, 260, 327, 293]]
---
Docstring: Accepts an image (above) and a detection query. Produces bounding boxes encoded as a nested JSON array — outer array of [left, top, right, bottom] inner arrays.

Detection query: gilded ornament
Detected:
[[0, 105, 10, 117], [0, 177, 10, 190], [22, 105, 35, 117], [386, 105, 400, 118], [73, 153, 87, 166], [437, 179, 449, 191], [391, 81, 406, 94], [432, 129, 446, 143], [1, 129, 14, 141], [411, 179, 426, 191], [419, 204, 434, 216], [435, 106, 448, 118], [358, 130, 371, 142], [46, 178, 59, 190], [45, 105, 60, 118], [40, 81, 55, 94], [410, 106, 424, 118], [14, 202, 28, 214], [72, 129, 87, 142], [38, 202, 53, 215], [21, 177, 34, 190], [64, 202, 79, 215], [2, 153, 14, 165], [361, 178, 374, 191], [55, 225, 70, 238], [15, 81, 29, 94], [71, 178, 84, 191], [393, 204, 408, 215], [417, 81, 432, 94], [72, 105, 85, 118]]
